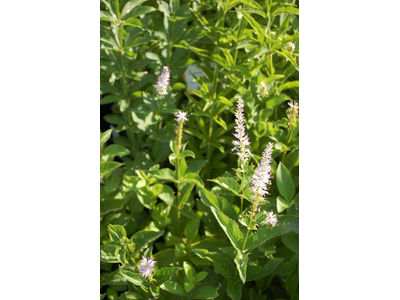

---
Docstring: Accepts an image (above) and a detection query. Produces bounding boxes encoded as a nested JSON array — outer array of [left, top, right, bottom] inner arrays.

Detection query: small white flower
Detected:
[[174, 110, 189, 123], [156, 66, 170, 98], [256, 81, 268, 96], [284, 42, 295, 54], [263, 210, 278, 228], [232, 98, 251, 166], [139, 256, 156, 279]]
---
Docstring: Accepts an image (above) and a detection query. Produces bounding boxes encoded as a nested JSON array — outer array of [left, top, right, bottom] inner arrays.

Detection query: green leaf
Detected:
[[100, 245, 119, 263], [183, 261, 195, 292], [241, 12, 265, 38], [192, 249, 235, 283], [266, 94, 292, 108], [160, 281, 186, 296], [119, 265, 142, 286], [213, 115, 227, 130], [104, 144, 130, 156], [100, 162, 123, 179], [119, 291, 144, 299], [198, 188, 238, 220], [121, 0, 148, 17], [153, 248, 175, 268], [181, 173, 204, 187], [226, 0, 263, 11], [158, 184, 175, 206], [272, 7, 299, 16], [234, 251, 249, 283], [101, 129, 113, 147], [285, 272, 299, 296], [179, 150, 195, 159], [245, 226, 291, 252], [246, 257, 284, 281], [192, 286, 219, 299], [108, 224, 127, 242], [122, 6, 156, 20], [184, 217, 200, 241], [195, 271, 208, 283], [281, 231, 299, 254], [276, 162, 295, 201], [209, 177, 241, 196], [130, 230, 164, 254], [227, 282, 242, 300], [147, 168, 176, 182], [274, 254, 299, 275], [277, 215, 299, 233], [153, 267, 182, 285], [275, 49, 299, 71], [210, 207, 243, 252], [278, 81, 299, 92], [283, 148, 299, 170], [277, 196, 292, 213], [101, 95, 122, 105]]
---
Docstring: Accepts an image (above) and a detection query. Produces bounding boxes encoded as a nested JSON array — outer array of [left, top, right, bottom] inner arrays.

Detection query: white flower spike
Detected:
[[139, 256, 156, 279], [232, 98, 251, 166], [156, 66, 170, 98], [249, 142, 274, 202]]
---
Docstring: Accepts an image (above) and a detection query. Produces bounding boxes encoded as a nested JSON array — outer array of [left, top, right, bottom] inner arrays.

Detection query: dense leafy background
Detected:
[[100, 0, 299, 299]]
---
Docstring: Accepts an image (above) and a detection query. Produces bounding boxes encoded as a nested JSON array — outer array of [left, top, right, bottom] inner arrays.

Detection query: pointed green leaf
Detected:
[[246, 257, 283, 281], [160, 281, 186, 296], [277, 215, 299, 233], [276, 162, 295, 201], [147, 168, 176, 182], [246, 226, 291, 252], [153, 267, 183, 285], [198, 188, 237, 220], [130, 230, 164, 254], [119, 265, 142, 286], [234, 251, 249, 283], [101, 129, 113, 147], [209, 177, 241, 196], [210, 207, 243, 252], [108, 224, 127, 242], [192, 286, 218, 299], [181, 173, 204, 187], [192, 249, 235, 283]]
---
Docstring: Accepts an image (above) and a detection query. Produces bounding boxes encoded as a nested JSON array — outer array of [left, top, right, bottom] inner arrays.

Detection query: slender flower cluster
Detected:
[[175, 111, 188, 151], [139, 256, 156, 279], [156, 66, 170, 98], [232, 98, 251, 166], [249, 142, 274, 205], [262, 210, 278, 228]]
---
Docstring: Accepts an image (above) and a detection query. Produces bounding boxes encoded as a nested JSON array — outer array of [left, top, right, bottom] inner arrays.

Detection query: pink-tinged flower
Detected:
[[263, 210, 278, 228], [156, 66, 170, 98], [249, 142, 274, 201], [139, 256, 156, 279], [232, 98, 251, 166], [174, 110, 189, 123]]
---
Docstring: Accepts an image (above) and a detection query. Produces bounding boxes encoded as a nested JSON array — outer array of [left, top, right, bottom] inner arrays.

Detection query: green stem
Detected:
[[240, 165, 246, 213]]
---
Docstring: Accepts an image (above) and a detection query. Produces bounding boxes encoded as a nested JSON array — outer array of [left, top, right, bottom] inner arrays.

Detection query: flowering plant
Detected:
[[100, 0, 299, 299]]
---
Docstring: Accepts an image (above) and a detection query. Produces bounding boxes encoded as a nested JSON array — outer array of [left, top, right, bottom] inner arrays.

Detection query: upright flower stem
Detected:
[[174, 111, 188, 233]]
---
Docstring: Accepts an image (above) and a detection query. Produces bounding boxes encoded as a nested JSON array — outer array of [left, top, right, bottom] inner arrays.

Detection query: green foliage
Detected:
[[100, 0, 299, 298]]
